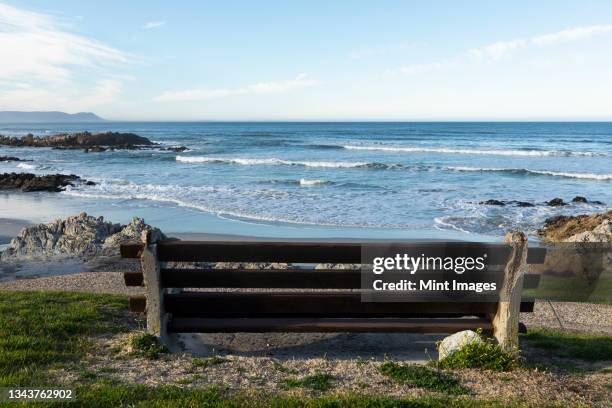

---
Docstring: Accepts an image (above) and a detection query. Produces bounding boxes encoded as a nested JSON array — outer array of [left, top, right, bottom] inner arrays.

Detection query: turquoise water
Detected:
[[1, 122, 610, 241]]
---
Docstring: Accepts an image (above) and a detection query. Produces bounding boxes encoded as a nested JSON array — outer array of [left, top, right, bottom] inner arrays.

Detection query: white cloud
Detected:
[[142, 21, 166, 29], [469, 24, 612, 60], [0, 2, 132, 110], [153, 74, 318, 102]]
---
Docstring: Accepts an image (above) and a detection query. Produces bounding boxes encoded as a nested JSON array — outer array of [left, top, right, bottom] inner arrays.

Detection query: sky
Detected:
[[1, 1, 612, 121]]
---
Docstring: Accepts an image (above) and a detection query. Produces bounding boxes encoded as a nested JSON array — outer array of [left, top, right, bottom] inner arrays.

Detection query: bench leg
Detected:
[[492, 231, 528, 351], [141, 242, 168, 344]]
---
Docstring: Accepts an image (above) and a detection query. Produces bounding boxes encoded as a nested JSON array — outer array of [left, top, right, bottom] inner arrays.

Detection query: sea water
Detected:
[[0, 122, 610, 241]]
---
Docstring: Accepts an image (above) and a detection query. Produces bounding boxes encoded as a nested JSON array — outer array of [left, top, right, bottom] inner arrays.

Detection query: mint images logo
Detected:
[[360, 243, 509, 302], [372, 253, 488, 275]]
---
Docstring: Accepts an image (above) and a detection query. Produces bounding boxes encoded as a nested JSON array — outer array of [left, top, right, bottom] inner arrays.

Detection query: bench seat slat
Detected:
[[167, 317, 493, 333], [164, 292, 536, 317]]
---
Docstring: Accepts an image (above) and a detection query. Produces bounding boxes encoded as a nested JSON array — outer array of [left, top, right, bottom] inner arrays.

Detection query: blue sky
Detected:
[[1, 1, 612, 120]]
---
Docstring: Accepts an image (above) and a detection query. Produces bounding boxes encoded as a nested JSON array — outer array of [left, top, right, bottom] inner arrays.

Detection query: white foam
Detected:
[[16, 163, 36, 170], [176, 156, 372, 168], [299, 178, 329, 186], [448, 166, 612, 180], [343, 144, 602, 157]]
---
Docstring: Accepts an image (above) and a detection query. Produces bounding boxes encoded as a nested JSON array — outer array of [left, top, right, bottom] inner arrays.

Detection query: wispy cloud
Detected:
[[142, 21, 166, 29], [0, 2, 132, 109], [153, 73, 318, 102], [469, 24, 612, 60]]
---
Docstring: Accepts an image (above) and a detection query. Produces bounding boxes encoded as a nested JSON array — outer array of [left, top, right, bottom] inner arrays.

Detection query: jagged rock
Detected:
[[1, 213, 165, 261], [315, 263, 360, 269], [572, 196, 588, 203], [538, 211, 612, 243], [213, 262, 291, 269], [546, 198, 567, 206], [0, 131, 155, 151], [0, 156, 25, 162], [0, 172, 91, 192], [480, 199, 505, 206], [438, 330, 483, 360], [533, 211, 612, 284]]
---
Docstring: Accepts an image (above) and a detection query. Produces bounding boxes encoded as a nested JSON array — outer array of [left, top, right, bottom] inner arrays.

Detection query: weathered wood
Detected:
[[492, 231, 528, 351], [128, 295, 146, 313], [164, 292, 499, 317], [124, 271, 144, 287], [120, 242, 143, 258], [167, 317, 493, 333], [156, 241, 515, 264], [142, 244, 163, 336]]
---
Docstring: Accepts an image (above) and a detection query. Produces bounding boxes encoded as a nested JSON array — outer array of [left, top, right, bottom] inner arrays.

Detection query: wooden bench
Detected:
[[121, 231, 545, 350]]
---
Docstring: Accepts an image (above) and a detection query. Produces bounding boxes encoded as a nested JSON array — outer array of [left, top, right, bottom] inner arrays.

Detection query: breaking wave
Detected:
[[447, 166, 612, 181], [176, 156, 397, 169], [343, 144, 604, 157]]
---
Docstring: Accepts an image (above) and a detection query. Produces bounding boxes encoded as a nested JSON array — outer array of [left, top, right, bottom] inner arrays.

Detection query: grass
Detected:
[[0, 290, 131, 387], [281, 373, 335, 391], [12, 384, 559, 408], [378, 362, 469, 395], [434, 334, 518, 371], [523, 275, 612, 304], [192, 356, 228, 368], [522, 329, 612, 361], [128, 333, 169, 360]]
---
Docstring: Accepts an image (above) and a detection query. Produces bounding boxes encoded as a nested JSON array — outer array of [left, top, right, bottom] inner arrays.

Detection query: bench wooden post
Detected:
[[140, 231, 166, 341], [492, 231, 528, 351]]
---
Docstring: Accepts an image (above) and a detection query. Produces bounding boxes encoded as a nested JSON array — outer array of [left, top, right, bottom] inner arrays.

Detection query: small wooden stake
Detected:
[[492, 231, 528, 351]]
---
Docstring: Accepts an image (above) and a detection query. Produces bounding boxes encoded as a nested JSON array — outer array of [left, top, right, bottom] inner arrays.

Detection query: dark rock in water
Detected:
[[571, 196, 604, 205], [0, 172, 93, 192], [0, 131, 155, 151], [546, 198, 567, 206], [480, 199, 505, 206], [507, 200, 535, 207], [0, 156, 25, 162], [162, 146, 189, 152], [84, 146, 107, 153]]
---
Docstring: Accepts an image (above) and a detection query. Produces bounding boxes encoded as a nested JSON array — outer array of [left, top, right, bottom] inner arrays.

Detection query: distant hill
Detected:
[[0, 111, 106, 123]]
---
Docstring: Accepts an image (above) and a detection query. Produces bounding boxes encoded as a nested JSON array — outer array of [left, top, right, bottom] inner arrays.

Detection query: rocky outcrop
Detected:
[[534, 211, 611, 284], [0, 172, 93, 192], [479, 197, 604, 208], [0, 213, 165, 261], [0, 131, 155, 151], [538, 211, 612, 243]]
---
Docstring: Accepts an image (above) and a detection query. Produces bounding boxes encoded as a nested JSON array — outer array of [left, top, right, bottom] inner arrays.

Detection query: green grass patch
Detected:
[[522, 329, 612, 361], [281, 373, 335, 391], [192, 355, 228, 368], [17, 383, 554, 408], [523, 275, 612, 304], [0, 290, 131, 387], [434, 338, 518, 371], [128, 333, 169, 360], [378, 362, 469, 395]]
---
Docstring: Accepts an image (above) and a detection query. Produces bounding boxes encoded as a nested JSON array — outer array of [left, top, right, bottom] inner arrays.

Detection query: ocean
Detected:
[[1, 122, 610, 241]]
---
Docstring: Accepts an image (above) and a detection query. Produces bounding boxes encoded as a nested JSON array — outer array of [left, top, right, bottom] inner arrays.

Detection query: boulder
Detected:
[[0, 172, 90, 192], [571, 196, 588, 203], [162, 146, 189, 152], [480, 199, 505, 206], [1, 213, 165, 261], [438, 330, 483, 360], [546, 198, 567, 206]]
